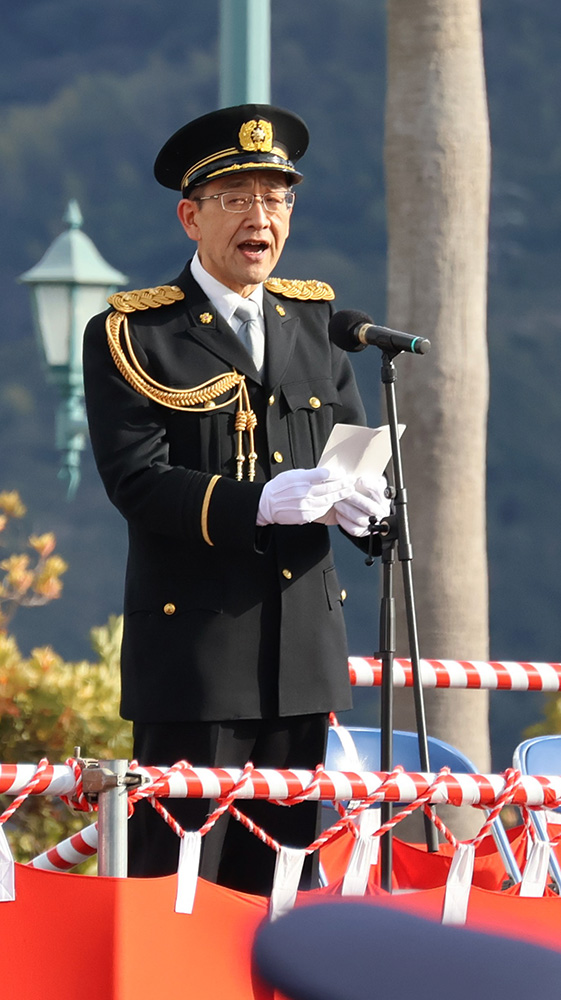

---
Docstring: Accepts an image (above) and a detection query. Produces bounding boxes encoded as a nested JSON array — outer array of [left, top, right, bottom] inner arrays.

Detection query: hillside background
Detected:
[[1, 0, 560, 768]]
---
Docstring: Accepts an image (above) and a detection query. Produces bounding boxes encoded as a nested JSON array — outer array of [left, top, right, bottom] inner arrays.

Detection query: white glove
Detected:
[[257, 468, 353, 526], [314, 505, 339, 525], [334, 474, 392, 537]]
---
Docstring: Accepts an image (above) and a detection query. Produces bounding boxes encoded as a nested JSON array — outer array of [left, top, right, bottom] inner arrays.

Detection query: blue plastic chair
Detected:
[[323, 725, 522, 883], [513, 735, 561, 890]]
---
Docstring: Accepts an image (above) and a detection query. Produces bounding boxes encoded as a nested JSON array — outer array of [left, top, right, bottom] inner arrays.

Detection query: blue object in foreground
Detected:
[[254, 900, 561, 1000]]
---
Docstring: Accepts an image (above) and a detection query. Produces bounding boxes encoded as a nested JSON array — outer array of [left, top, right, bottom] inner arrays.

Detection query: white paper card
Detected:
[[269, 847, 306, 922], [175, 831, 202, 914], [0, 826, 15, 902], [519, 840, 550, 898], [441, 842, 475, 926], [317, 423, 406, 480]]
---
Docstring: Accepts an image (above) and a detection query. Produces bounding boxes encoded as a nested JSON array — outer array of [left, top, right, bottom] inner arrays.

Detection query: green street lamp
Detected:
[[19, 200, 127, 499]]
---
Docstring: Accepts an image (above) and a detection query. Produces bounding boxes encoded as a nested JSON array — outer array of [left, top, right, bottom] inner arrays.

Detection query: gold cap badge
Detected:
[[239, 119, 274, 153]]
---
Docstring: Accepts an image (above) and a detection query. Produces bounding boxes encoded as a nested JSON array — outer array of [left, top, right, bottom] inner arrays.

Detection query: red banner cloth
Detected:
[[2, 856, 561, 1000]]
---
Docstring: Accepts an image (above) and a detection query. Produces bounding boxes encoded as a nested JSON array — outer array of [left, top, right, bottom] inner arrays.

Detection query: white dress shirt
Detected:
[[190, 251, 265, 341]]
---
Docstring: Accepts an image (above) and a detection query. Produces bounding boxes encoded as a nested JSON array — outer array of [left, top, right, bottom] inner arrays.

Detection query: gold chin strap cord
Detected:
[[105, 309, 258, 481]]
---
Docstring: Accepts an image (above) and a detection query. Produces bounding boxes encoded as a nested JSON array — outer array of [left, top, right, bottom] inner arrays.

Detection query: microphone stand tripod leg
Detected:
[[378, 534, 396, 892]]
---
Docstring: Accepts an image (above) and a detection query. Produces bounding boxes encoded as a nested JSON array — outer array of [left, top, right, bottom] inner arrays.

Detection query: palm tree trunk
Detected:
[[384, 0, 491, 835]]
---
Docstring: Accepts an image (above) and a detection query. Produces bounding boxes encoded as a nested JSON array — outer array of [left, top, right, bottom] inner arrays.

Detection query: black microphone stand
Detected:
[[366, 347, 438, 891]]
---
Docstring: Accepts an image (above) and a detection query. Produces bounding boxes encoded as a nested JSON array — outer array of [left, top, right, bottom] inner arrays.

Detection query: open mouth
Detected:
[[237, 240, 270, 258]]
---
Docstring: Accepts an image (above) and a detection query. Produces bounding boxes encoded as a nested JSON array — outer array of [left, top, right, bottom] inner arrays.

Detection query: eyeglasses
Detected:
[[193, 190, 296, 214]]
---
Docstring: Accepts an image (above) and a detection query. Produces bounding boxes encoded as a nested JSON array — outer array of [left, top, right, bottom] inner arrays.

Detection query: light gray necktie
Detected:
[[234, 298, 265, 373]]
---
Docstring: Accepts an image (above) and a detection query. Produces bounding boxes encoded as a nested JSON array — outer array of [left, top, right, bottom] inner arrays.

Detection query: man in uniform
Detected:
[[83, 104, 389, 894]]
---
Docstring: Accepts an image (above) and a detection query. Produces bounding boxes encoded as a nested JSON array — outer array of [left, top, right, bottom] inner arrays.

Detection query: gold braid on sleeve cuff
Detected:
[[201, 475, 221, 546]]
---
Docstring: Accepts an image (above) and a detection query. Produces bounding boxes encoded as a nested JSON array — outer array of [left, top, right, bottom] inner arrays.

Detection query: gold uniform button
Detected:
[[309, 396, 321, 409], [340, 589, 347, 602], [273, 451, 284, 464], [282, 568, 293, 580], [163, 603, 176, 615], [268, 394, 275, 406]]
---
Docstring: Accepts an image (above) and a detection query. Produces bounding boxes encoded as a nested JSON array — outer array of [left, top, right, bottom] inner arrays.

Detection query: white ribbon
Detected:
[[519, 840, 550, 897], [174, 831, 202, 914], [0, 826, 15, 902], [342, 810, 381, 896], [442, 842, 475, 925], [269, 846, 306, 922]]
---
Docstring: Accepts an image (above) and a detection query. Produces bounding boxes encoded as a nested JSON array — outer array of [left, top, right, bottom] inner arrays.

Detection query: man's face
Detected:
[[177, 171, 293, 296]]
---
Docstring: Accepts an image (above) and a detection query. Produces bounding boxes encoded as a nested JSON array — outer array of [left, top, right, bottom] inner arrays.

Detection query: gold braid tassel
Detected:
[[234, 381, 257, 482], [235, 408, 247, 481], [244, 382, 258, 482], [106, 310, 259, 478]]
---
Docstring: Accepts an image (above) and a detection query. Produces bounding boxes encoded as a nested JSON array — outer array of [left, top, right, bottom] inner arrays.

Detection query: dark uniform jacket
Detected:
[[83, 263, 366, 724]]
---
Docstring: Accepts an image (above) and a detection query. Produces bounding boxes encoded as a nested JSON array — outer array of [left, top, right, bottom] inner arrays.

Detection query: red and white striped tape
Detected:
[[348, 658, 561, 690]]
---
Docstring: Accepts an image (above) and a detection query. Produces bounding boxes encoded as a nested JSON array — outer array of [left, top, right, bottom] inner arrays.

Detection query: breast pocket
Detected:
[[281, 378, 341, 468]]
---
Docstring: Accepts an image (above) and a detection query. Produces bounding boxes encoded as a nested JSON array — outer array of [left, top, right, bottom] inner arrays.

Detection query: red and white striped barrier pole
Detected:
[[30, 822, 99, 871], [2, 762, 561, 808], [0, 763, 76, 797], [123, 764, 561, 809], [349, 657, 561, 691]]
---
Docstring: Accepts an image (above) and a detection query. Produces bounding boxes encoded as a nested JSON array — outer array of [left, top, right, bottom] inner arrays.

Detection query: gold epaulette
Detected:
[[107, 285, 185, 313], [264, 277, 335, 301]]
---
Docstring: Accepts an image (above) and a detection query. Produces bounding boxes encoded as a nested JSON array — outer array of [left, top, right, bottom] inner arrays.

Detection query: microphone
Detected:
[[329, 309, 431, 356]]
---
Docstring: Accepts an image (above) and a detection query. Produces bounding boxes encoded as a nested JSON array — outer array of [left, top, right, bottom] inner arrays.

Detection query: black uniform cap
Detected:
[[254, 901, 561, 1000], [154, 104, 309, 195]]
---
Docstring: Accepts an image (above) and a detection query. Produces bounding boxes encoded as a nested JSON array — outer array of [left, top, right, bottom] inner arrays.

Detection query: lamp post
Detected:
[[19, 200, 127, 499], [219, 0, 271, 106]]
